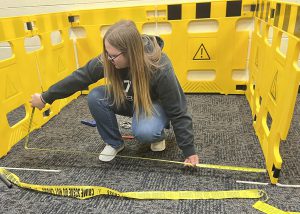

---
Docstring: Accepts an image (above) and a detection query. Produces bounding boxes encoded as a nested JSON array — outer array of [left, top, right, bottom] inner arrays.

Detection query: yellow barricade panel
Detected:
[[67, 1, 253, 95], [0, 13, 80, 157], [246, 0, 300, 184]]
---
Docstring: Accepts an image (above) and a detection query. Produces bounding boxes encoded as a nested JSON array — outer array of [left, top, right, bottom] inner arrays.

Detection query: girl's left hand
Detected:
[[184, 154, 199, 167]]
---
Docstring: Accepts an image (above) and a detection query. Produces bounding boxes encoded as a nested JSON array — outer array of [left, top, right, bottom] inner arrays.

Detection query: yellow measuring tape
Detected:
[[24, 108, 266, 173], [0, 168, 265, 200], [253, 201, 300, 214]]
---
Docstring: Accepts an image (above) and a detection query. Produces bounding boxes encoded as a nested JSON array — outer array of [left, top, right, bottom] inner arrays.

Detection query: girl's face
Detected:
[[104, 40, 129, 69]]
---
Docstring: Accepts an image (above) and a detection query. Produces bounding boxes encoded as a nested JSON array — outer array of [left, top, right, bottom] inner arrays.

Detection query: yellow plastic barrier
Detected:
[[246, 0, 300, 183], [0, 13, 81, 157], [69, 0, 255, 94]]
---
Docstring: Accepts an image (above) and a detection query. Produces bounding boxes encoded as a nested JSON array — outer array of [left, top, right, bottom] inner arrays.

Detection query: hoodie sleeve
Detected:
[[42, 56, 104, 104], [155, 55, 196, 158]]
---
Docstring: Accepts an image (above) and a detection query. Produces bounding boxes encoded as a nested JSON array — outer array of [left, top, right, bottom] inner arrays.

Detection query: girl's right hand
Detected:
[[30, 93, 46, 110]]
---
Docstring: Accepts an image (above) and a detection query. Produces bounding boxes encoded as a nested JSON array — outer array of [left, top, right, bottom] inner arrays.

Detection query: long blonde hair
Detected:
[[102, 20, 162, 118]]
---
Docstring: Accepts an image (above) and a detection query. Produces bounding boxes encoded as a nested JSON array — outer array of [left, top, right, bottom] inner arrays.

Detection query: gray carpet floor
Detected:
[[0, 94, 299, 213]]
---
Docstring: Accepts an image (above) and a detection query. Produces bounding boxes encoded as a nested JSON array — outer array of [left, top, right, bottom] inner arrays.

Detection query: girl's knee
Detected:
[[133, 127, 162, 144], [87, 86, 106, 107]]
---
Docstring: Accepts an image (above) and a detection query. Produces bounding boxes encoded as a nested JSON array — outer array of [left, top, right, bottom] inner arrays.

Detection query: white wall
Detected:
[[0, 0, 299, 18], [0, 0, 203, 18]]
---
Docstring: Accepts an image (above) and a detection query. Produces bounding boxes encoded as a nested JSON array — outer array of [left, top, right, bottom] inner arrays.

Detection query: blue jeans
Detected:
[[87, 86, 169, 149]]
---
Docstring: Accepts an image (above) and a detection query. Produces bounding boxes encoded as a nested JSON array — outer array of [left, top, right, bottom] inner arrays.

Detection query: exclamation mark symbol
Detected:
[[200, 48, 203, 59]]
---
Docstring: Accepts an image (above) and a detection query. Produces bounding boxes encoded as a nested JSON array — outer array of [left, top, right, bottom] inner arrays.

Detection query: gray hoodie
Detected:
[[42, 36, 196, 158]]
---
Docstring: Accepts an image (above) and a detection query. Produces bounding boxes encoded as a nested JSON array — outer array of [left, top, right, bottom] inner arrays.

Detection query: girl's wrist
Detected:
[[40, 94, 46, 104]]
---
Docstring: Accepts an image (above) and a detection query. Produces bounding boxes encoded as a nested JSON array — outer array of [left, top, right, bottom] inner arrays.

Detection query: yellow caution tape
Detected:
[[0, 168, 265, 200], [24, 108, 266, 174], [253, 201, 300, 214]]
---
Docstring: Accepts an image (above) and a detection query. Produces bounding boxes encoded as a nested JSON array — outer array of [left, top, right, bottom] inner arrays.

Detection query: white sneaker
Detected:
[[150, 140, 166, 152], [99, 144, 124, 162]]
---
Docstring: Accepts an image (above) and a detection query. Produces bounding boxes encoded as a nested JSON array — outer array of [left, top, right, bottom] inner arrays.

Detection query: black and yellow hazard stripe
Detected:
[[168, 4, 182, 20], [255, 1, 300, 39], [167, 0, 248, 21]]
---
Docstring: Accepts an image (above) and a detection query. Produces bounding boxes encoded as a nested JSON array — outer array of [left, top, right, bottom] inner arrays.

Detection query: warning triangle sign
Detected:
[[5, 75, 19, 99], [270, 71, 278, 101], [193, 43, 210, 60]]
